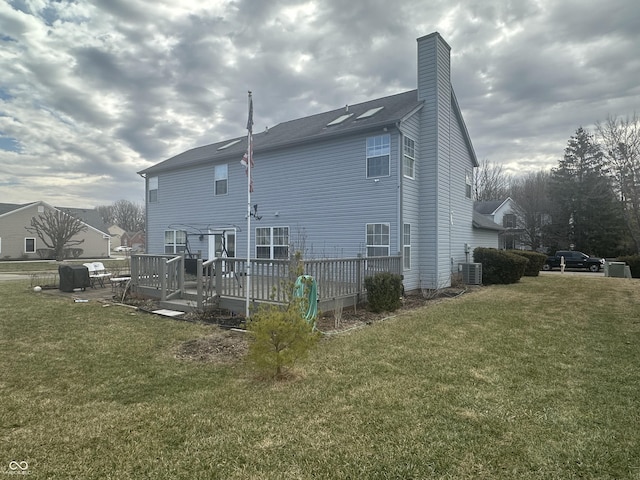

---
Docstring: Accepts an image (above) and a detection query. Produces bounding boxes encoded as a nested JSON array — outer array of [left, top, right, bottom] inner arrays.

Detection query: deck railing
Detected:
[[131, 254, 401, 312], [130, 253, 184, 301]]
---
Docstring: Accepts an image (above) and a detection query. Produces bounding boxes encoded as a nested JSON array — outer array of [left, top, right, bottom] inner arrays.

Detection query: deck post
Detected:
[[197, 258, 203, 309], [160, 259, 167, 301]]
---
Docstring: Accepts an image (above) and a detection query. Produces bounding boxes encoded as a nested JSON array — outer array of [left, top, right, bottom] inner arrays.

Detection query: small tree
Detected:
[[245, 250, 320, 380], [26, 208, 87, 261], [246, 300, 320, 380]]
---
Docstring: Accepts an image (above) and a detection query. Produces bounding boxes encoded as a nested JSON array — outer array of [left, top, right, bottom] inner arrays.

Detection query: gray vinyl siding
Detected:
[[400, 113, 421, 290], [417, 32, 452, 289], [146, 131, 402, 260], [449, 99, 476, 267]]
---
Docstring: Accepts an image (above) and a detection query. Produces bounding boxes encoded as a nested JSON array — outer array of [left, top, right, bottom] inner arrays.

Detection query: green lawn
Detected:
[[1, 275, 639, 479]]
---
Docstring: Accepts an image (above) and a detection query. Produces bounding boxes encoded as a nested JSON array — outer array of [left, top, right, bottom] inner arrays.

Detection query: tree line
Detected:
[[475, 114, 640, 257]]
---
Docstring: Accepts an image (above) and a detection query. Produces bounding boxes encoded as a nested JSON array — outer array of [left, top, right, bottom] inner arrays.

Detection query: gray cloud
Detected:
[[0, 0, 639, 207]]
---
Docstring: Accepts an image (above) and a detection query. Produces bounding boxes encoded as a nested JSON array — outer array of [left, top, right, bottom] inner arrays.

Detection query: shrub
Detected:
[[507, 250, 547, 276], [246, 300, 320, 380], [364, 272, 403, 313], [617, 255, 640, 278], [473, 247, 528, 285]]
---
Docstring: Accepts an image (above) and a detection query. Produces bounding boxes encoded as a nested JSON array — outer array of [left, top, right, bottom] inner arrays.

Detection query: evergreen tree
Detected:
[[547, 127, 625, 256]]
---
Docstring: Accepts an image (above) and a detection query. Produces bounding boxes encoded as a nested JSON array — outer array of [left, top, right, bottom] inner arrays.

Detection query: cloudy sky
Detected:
[[1, 0, 639, 208]]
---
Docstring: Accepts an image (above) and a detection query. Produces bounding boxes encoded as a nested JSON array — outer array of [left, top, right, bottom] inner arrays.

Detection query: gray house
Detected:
[[139, 32, 495, 292], [0, 201, 111, 260]]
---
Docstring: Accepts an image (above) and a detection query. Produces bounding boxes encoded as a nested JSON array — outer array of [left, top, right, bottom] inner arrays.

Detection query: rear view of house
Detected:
[[139, 32, 493, 291]]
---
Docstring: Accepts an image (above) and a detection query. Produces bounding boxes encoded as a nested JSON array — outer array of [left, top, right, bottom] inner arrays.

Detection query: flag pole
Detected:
[[245, 91, 253, 318]]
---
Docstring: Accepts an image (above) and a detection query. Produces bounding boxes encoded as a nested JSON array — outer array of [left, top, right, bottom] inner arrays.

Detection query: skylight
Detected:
[[217, 139, 241, 150], [326, 113, 353, 126], [356, 106, 385, 120]]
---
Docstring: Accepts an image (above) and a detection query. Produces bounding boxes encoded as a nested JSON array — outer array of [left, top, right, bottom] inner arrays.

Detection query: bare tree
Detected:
[[596, 114, 640, 253], [474, 159, 511, 201], [97, 200, 145, 232], [510, 171, 551, 252], [26, 209, 87, 261]]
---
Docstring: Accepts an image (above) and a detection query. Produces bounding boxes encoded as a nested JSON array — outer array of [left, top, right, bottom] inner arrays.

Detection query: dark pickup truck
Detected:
[[542, 250, 605, 272]]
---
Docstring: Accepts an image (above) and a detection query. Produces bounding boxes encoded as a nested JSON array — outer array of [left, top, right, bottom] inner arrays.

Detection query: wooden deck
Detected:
[[129, 254, 402, 316]]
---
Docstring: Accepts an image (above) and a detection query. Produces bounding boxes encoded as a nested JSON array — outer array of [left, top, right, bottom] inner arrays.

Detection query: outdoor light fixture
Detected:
[[250, 204, 262, 220]]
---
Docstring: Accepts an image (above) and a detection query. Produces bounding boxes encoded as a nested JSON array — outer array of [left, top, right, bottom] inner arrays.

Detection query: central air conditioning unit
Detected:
[[459, 263, 482, 285]]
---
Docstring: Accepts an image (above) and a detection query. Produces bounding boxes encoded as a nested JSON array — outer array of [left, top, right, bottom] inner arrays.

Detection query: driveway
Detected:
[[539, 270, 605, 278]]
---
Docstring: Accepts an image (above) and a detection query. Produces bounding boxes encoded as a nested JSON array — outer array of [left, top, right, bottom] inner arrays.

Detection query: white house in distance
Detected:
[[138, 32, 499, 291], [474, 197, 522, 250]]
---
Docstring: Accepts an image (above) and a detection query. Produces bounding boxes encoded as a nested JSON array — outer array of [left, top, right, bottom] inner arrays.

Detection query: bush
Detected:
[[507, 250, 547, 276], [364, 272, 403, 313], [617, 255, 640, 278], [246, 300, 320, 380], [473, 247, 528, 285]]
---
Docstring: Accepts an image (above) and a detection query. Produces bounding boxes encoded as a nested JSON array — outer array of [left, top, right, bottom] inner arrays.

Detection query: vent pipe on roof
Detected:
[[345, 104, 349, 113]]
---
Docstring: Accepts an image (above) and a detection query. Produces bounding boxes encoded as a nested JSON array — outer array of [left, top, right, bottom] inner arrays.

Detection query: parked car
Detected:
[[114, 246, 133, 252], [542, 250, 605, 272]]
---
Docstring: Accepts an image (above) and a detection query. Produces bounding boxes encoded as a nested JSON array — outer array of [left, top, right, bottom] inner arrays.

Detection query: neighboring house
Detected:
[[472, 211, 505, 250], [474, 197, 524, 250], [138, 32, 497, 291], [108, 225, 126, 247], [121, 230, 146, 252], [0, 201, 111, 260]]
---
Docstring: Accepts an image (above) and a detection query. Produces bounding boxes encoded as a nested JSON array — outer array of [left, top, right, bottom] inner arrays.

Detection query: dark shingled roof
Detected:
[[474, 200, 505, 215], [472, 211, 505, 231], [138, 89, 423, 176], [0, 203, 28, 216]]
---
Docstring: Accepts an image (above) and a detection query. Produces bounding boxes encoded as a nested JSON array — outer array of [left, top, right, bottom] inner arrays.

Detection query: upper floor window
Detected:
[[503, 213, 516, 228], [366, 223, 390, 256], [366, 134, 390, 178], [403, 137, 415, 179], [148, 176, 158, 203], [256, 226, 289, 259], [465, 169, 472, 198], [214, 164, 228, 196], [164, 230, 186, 254]]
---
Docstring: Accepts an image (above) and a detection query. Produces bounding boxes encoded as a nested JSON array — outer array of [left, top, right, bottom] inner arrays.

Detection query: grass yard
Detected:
[[1, 275, 639, 479]]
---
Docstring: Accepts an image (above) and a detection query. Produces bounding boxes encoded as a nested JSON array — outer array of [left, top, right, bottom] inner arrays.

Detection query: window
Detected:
[[149, 176, 158, 203], [256, 227, 289, 259], [164, 230, 186, 254], [403, 224, 411, 269], [214, 164, 228, 196], [503, 213, 516, 228], [25, 237, 36, 253], [366, 223, 390, 256], [465, 169, 472, 198], [366, 134, 390, 178], [403, 136, 415, 178]]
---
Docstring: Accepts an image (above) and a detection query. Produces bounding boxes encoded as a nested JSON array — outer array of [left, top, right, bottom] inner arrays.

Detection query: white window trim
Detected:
[[149, 176, 159, 203], [214, 164, 228, 196], [164, 230, 187, 254], [25, 237, 36, 253], [366, 223, 390, 257], [403, 136, 416, 179], [465, 169, 472, 199], [256, 226, 290, 260], [403, 223, 411, 270], [366, 134, 391, 178]]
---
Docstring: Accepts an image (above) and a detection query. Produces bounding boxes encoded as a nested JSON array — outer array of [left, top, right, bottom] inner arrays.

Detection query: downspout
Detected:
[[397, 122, 403, 277], [138, 172, 148, 254]]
